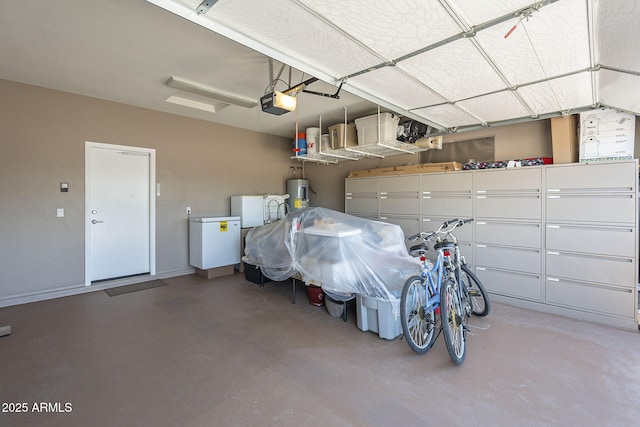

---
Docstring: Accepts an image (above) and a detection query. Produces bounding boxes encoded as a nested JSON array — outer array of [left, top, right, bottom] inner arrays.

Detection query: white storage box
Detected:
[[356, 293, 402, 340], [354, 112, 400, 145]]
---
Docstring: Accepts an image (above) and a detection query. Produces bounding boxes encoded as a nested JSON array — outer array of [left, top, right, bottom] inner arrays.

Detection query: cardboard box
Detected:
[[551, 115, 578, 164], [347, 162, 462, 178], [196, 265, 234, 279]]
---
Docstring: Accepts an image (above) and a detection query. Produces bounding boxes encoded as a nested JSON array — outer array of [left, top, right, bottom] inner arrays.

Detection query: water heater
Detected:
[[287, 179, 309, 211]]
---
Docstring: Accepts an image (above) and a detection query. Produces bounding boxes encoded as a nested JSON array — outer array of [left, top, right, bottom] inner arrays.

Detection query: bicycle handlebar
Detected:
[[407, 218, 474, 241]]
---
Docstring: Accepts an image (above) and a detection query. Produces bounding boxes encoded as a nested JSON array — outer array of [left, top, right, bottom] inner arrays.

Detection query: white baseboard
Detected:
[[0, 267, 196, 308]]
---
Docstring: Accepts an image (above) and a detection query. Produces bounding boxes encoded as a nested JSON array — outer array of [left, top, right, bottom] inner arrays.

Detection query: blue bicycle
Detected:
[[400, 218, 489, 365]]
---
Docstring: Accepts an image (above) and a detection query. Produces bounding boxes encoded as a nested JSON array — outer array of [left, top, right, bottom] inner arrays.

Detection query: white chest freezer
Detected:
[[189, 216, 241, 269]]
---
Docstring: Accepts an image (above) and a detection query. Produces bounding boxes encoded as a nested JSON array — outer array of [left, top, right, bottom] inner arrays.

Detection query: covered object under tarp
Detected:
[[243, 207, 421, 301]]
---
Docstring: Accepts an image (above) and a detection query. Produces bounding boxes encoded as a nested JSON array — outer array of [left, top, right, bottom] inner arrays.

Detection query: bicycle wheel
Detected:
[[440, 279, 466, 365], [460, 265, 490, 317], [400, 276, 437, 354]]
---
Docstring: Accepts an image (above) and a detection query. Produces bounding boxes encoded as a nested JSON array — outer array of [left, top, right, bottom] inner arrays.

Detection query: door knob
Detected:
[[91, 219, 104, 224]]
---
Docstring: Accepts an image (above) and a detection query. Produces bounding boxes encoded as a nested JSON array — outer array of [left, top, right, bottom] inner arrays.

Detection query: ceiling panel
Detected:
[[299, 0, 461, 61], [475, 0, 591, 86], [398, 38, 508, 102], [598, 69, 640, 115], [412, 104, 482, 129], [198, 0, 386, 77], [596, 0, 640, 72], [347, 66, 447, 110], [457, 90, 532, 123], [518, 71, 594, 115]]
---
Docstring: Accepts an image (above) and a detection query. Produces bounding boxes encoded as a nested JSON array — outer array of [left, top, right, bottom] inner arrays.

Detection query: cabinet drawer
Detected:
[[422, 171, 472, 193], [422, 194, 472, 217], [545, 251, 635, 287], [546, 161, 636, 192], [379, 215, 421, 239], [545, 278, 635, 318], [379, 175, 421, 193], [475, 221, 541, 247], [380, 194, 420, 214], [546, 224, 636, 257], [546, 193, 636, 224], [476, 194, 541, 220], [475, 167, 541, 192], [345, 196, 378, 214], [475, 267, 542, 301], [422, 217, 473, 242], [345, 177, 379, 193], [476, 245, 541, 274]]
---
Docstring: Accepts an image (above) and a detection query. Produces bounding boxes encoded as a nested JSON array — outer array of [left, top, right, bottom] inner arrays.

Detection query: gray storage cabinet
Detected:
[[545, 161, 637, 324], [474, 167, 543, 301], [345, 159, 639, 329], [345, 177, 378, 220], [378, 175, 421, 247], [421, 171, 474, 265]]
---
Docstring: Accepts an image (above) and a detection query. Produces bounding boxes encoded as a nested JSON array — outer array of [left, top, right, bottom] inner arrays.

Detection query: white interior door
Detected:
[[86, 142, 156, 283]]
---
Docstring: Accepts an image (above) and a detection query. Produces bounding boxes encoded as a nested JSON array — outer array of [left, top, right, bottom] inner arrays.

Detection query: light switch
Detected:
[[60, 182, 69, 192], [56, 208, 64, 218]]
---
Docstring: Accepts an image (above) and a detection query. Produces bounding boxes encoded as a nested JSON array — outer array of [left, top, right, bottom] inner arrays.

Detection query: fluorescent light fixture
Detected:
[[166, 95, 228, 113], [260, 91, 297, 115], [165, 76, 257, 108]]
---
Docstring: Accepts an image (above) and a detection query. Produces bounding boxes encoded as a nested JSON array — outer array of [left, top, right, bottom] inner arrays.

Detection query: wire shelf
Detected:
[[293, 140, 429, 163], [346, 140, 430, 158]]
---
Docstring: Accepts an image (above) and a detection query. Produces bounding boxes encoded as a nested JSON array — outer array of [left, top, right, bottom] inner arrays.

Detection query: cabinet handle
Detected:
[[547, 251, 560, 255], [547, 277, 560, 282]]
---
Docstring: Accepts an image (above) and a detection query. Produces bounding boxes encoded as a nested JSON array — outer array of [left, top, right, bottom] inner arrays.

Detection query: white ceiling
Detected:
[[2, 0, 639, 139]]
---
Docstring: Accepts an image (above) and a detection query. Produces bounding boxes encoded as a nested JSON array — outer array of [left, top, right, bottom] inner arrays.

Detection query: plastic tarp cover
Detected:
[[243, 207, 421, 301]]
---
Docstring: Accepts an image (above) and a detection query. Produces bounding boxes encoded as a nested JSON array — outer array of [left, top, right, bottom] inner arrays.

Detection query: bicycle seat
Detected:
[[434, 241, 456, 250], [409, 243, 429, 257]]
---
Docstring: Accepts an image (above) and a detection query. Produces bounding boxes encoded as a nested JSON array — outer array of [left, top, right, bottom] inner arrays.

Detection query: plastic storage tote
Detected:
[[354, 112, 400, 145]]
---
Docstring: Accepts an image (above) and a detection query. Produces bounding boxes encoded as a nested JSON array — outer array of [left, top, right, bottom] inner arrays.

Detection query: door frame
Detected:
[[85, 141, 156, 286]]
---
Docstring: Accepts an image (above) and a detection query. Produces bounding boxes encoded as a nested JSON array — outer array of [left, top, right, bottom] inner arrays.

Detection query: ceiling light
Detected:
[[166, 95, 227, 113], [165, 76, 257, 109], [260, 91, 297, 115]]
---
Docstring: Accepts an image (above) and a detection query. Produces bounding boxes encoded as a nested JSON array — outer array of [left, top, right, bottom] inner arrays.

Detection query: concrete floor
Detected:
[[1, 272, 639, 426]]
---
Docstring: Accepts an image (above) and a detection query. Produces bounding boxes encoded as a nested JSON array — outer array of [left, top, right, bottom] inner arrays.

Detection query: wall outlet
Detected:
[[186, 206, 191, 215]]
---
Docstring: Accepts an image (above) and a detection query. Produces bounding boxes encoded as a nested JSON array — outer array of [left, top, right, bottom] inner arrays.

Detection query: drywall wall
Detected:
[[0, 79, 294, 304], [305, 119, 553, 211]]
